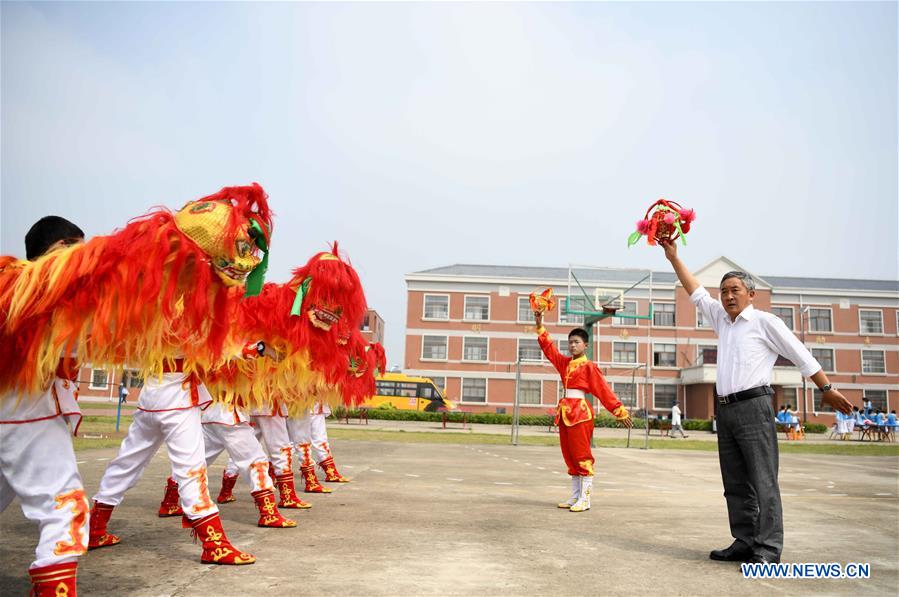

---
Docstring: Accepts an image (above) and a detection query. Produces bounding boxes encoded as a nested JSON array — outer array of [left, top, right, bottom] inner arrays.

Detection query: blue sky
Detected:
[[2, 1, 896, 366]]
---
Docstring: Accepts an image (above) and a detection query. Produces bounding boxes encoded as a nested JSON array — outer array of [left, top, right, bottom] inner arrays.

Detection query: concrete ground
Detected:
[[1, 439, 897, 596]]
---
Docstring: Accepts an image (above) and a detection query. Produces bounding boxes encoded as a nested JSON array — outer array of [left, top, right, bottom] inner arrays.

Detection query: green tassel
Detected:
[[673, 219, 687, 246], [627, 231, 643, 248], [290, 277, 313, 316], [244, 219, 270, 297]]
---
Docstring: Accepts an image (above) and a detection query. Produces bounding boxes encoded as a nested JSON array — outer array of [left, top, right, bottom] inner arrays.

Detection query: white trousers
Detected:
[[286, 413, 332, 466], [93, 406, 217, 520], [0, 416, 89, 569], [203, 423, 272, 493], [249, 416, 293, 476]]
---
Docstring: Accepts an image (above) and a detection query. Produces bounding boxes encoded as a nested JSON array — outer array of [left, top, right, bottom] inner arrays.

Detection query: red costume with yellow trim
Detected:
[[537, 327, 626, 476]]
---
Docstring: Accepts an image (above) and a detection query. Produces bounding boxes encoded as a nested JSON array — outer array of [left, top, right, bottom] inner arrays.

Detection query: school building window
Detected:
[[518, 338, 544, 362], [861, 350, 886, 374], [122, 369, 143, 388], [771, 306, 794, 330], [653, 344, 676, 367], [463, 296, 489, 321], [560, 296, 586, 324], [859, 310, 883, 334], [423, 295, 449, 320], [421, 336, 448, 360], [698, 345, 717, 365], [864, 389, 888, 412], [613, 342, 637, 364], [461, 378, 487, 403], [811, 348, 834, 373], [517, 296, 533, 323], [653, 384, 677, 410], [557, 340, 571, 357], [90, 368, 109, 390], [777, 387, 798, 411], [653, 303, 675, 327], [696, 307, 712, 329], [613, 301, 639, 327], [808, 308, 832, 333], [613, 382, 637, 407], [518, 380, 542, 405], [429, 376, 446, 394], [462, 337, 488, 362]]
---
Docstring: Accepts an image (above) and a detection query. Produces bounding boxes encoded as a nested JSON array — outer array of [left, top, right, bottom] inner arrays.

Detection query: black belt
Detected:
[[717, 385, 773, 406]]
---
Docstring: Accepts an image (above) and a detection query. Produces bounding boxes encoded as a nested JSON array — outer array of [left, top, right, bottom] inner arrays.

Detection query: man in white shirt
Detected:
[[670, 401, 688, 438], [662, 240, 852, 565]]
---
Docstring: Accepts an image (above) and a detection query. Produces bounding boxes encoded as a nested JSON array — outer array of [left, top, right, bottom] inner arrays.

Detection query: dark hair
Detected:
[[25, 216, 84, 260], [720, 270, 756, 291], [568, 328, 589, 342]]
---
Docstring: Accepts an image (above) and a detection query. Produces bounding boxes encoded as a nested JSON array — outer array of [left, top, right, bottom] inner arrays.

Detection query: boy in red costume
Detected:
[[534, 311, 632, 512]]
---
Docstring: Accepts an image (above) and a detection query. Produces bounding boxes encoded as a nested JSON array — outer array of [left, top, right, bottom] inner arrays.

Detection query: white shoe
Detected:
[[569, 476, 593, 512], [558, 476, 581, 508]]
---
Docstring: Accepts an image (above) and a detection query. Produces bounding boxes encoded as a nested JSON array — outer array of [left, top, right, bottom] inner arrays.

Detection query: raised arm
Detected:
[[534, 311, 569, 375], [661, 240, 700, 295]]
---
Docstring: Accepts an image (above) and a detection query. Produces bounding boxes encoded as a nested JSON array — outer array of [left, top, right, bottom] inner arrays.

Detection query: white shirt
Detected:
[[691, 287, 821, 396], [671, 404, 682, 426]]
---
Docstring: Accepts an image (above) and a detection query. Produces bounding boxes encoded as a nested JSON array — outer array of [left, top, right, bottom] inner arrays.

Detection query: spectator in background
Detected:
[[888, 410, 897, 428], [118, 381, 129, 405], [786, 404, 801, 432], [670, 401, 689, 438], [863, 398, 873, 417], [845, 407, 857, 435]]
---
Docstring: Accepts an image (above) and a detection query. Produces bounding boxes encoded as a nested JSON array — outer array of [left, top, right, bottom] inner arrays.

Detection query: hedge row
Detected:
[[331, 406, 827, 434]]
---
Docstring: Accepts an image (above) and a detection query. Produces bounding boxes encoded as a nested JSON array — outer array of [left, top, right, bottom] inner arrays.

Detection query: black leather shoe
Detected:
[[748, 553, 781, 564], [709, 542, 753, 562]]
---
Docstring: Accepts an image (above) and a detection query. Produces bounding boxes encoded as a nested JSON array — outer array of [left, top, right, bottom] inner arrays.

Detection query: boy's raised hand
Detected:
[[620, 416, 633, 429], [534, 311, 543, 329]]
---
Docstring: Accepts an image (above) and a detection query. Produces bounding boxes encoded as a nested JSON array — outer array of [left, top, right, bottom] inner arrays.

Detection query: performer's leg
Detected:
[[216, 456, 240, 504], [313, 413, 348, 482], [254, 416, 309, 509], [94, 410, 164, 506], [566, 423, 595, 513], [0, 465, 14, 513], [288, 416, 330, 493], [158, 406, 257, 565], [214, 423, 296, 527], [713, 403, 757, 558], [90, 409, 163, 549], [160, 409, 218, 521], [1, 417, 89, 570], [556, 424, 580, 508]]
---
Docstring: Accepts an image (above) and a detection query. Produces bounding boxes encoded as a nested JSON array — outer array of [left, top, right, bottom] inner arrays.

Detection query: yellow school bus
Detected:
[[363, 372, 453, 412]]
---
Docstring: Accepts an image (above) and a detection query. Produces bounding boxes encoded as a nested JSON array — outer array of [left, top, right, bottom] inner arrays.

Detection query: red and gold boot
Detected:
[[87, 501, 120, 550], [274, 473, 312, 509], [216, 471, 238, 504], [252, 489, 297, 528], [319, 456, 350, 483], [29, 561, 78, 596], [187, 513, 256, 565], [301, 464, 331, 493], [158, 476, 184, 517]]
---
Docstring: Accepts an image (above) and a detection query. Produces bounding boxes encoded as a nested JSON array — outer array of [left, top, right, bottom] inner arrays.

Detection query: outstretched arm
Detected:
[[661, 240, 700, 295], [534, 311, 569, 375]]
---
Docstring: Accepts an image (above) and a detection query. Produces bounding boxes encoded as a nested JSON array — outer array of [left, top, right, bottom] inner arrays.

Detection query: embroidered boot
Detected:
[[275, 473, 311, 509], [187, 512, 255, 565], [216, 471, 238, 504], [158, 477, 184, 517], [301, 464, 331, 493], [558, 475, 581, 509], [319, 456, 349, 482], [29, 561, 78, 596], [87, 501, 120, 549], [569, 476, 593, 512], [252, 488, 297, 528]]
